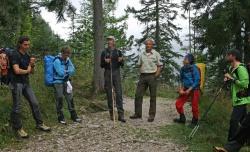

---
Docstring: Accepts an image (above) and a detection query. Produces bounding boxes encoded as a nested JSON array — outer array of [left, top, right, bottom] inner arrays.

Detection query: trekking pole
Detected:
[[110, 51, 116, 128], [188, 82, 227, 139]]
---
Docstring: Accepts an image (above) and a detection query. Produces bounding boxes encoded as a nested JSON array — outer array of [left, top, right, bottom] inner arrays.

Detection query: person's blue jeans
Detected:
[[10, 83, 43, 130], [53, 83, 78, 121]]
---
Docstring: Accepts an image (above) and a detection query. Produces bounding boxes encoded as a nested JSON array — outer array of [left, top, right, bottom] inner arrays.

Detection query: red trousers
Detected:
[[175, 90, 200, 119]]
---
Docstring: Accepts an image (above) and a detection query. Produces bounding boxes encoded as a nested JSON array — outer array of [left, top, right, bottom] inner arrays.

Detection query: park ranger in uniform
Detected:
[[130, 38, 162, 122]]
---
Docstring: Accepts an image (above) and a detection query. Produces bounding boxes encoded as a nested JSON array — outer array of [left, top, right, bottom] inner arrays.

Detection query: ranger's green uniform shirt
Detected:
[[230, 64, 250, 106], [138, 49, 162, 74]]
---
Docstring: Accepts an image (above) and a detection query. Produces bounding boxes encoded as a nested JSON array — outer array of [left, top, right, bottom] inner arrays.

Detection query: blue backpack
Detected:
[[44, 55, 59, 86]]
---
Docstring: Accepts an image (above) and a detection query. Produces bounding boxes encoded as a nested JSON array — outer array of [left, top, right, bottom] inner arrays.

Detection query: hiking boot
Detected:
[[36, 124, 51, 132], [191, 117, 199, 126], [73, 118, 82, 123], [70, 111, 79, 122], [17, 128, 29, 138], [58, 120, 67, 125], [129, 114, 142, 119], [118, 112, 126, 123], [213, 147, 228, 152], [118, 114, 126, 123], [173, 114, 186, 124], [148, 117, 154, 122], [118, 117, 126, 123]]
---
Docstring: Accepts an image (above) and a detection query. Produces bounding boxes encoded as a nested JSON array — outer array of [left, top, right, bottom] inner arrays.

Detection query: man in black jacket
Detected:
[[100, 36, 126, 123]]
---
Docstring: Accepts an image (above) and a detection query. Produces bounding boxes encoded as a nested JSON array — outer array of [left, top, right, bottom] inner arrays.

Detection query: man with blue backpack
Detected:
[[44, 47, 81, 125], [173, 53, 201, 126]]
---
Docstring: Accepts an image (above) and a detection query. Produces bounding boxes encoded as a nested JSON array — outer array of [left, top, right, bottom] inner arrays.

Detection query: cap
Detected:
[[107, 36, 115, 41]]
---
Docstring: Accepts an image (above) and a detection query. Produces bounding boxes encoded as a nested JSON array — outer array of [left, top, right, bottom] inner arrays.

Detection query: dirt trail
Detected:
[[3, 97, 187, 152]]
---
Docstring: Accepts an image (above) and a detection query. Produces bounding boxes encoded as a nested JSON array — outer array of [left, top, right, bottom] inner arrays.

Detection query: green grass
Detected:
[[159, 93, 250, 152]]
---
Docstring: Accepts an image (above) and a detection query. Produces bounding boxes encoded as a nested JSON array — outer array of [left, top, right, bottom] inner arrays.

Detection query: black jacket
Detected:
[[100, 48, 124, 70]]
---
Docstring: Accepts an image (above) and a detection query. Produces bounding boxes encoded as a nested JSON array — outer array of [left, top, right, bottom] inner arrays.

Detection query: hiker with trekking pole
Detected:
[[100, 36, 126, 123], [188, 50, 250, 141], [213, 48, 250, 152], [8, 36, 51, 138], [222, 50, 250, 142], [173, 53, 201, 126], [130, 38, 162, 122]]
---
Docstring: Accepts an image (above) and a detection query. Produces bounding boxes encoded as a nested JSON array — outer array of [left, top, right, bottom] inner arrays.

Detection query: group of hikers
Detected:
[[0, 36, 82, 138], [0, 35, 250, 152]]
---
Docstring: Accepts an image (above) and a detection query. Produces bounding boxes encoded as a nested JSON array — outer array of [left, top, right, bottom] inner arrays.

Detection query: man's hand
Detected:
[[155, 66, 161, 78], [224, 73, 233, 81], [30, 57, 36, 66], [105, 58, 111, 63], [118, 57, 123, 62], [179, 88, 185, 95], [155, 72, 160, 78]]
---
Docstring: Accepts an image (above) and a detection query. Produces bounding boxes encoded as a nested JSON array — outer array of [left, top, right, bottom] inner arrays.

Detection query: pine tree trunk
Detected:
[[155, 0, 160, 52], [92, 0, 104, 93]]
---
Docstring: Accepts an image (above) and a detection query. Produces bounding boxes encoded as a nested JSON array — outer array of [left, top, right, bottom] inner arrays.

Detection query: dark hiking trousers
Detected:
[[134, 73, 157, 118], [104, 69, 124, 118], [224, 113, 250, 152], [10, 83, 43, 130], [224, 141, 242, 152], [53, 83, 78, 121], [228, 104, 247, 141]]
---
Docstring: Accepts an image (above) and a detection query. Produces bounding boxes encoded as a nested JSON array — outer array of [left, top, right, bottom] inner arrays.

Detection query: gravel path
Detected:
[[3, 97, 187, 152]]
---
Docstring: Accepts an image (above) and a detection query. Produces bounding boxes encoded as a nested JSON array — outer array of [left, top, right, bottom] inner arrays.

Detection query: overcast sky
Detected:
[[40, 0, 190, 53]]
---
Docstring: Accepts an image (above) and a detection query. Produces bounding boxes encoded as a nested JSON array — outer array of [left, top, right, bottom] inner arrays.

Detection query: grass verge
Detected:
[[159, 93, 250, 152]]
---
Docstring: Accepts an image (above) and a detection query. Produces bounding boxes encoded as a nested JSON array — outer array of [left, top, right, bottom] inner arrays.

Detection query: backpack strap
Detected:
[[190, 64, 201, 89], [189, 65, 195, 82], [53, 57, 70, 81], [232, 64, 245, 79]]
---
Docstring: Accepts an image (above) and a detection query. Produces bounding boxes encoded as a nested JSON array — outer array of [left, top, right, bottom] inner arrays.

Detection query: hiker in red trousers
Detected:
[[174, 54, 201, 126]]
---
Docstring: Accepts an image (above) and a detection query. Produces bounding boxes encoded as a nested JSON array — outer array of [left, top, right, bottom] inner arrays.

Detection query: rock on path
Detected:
[[3, 97, 187, 152]]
